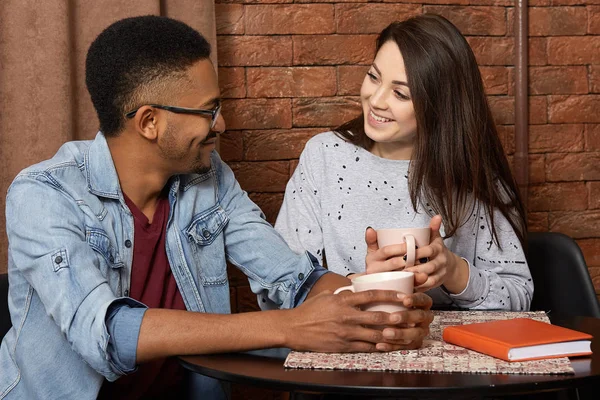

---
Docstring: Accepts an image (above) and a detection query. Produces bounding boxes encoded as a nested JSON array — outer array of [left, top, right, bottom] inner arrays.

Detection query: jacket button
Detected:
[[124, 290, 129, 296], [202, 229, 211, 238], [298, 273, 304, 280], [125, 240, 132, 248], [54, 256, 63, 264]]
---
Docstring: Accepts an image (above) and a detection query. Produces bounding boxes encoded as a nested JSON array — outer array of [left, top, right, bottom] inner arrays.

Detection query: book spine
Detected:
[[442, 327, 511, 362]]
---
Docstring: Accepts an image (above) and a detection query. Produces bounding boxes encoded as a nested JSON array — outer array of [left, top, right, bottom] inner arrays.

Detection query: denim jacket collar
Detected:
[[85, 132, 122, 200]]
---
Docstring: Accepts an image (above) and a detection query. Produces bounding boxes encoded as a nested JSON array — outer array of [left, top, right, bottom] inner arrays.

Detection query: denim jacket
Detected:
[[0, 132, 325, 399]]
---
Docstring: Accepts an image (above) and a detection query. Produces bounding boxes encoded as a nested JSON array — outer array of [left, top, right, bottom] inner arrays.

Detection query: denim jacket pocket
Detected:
[[184, 205, 229, 285], [86, 228, 124, 269]]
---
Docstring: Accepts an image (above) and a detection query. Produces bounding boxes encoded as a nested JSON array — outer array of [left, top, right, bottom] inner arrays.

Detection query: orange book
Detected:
[[442, 318, 593, 362]]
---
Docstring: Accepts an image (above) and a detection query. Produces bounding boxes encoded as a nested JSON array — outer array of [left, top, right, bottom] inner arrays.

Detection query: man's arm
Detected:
[[135, 288, 433, 362], [305, 271, 351, 300]]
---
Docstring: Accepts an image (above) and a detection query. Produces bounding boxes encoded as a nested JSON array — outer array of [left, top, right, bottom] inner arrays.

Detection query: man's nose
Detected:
[[212, 113, 226, 134]]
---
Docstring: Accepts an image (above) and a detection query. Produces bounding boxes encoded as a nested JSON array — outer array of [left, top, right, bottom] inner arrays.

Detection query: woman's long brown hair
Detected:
[[334, 14, 527, 247]]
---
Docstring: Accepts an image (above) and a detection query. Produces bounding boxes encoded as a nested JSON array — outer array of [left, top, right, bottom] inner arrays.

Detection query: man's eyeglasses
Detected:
[[125, 100, 221, 129]]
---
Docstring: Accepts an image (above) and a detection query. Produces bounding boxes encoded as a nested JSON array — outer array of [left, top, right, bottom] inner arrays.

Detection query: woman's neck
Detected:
[[369, 141, 413, 160]]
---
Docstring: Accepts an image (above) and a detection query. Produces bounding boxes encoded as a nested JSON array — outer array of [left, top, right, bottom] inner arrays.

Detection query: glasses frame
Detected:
[[125, 100, 221, 129]]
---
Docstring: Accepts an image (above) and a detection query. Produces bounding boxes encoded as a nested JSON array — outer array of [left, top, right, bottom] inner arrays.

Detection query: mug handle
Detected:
[[333, 285, 355, 295], [404, 234, 416, 268]]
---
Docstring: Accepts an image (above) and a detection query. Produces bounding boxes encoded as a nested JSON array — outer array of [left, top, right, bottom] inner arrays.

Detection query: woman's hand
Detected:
[[404, 215, 470, 293], [364, 227, 428, 286], [363, 217, 469, 293]]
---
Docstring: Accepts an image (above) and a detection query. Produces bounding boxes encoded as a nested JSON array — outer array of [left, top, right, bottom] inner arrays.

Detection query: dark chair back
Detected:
[[527, 232, 600, 318], [1, 273, 11, 338]]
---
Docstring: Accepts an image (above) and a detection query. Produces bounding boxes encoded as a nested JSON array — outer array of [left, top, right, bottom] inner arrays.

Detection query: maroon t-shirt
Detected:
[[99, 193, 186, 400]]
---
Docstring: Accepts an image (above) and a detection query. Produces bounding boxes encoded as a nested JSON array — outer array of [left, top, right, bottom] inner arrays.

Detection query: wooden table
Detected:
[[179, 316, 600, 398]]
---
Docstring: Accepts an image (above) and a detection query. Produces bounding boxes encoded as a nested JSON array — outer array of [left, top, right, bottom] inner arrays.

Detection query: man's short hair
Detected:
[[85, 15, 211, 136]]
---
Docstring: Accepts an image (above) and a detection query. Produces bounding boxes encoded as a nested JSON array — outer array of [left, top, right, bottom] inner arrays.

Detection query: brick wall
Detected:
[[215, 0, 600, 319], [214, 1, 599, 398]]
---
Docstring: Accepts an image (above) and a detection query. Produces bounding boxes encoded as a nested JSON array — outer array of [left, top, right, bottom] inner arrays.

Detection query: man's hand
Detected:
[[284, 289, 433, 353]]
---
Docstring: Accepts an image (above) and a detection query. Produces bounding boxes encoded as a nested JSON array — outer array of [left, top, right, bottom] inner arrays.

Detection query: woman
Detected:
[[275, 14, 532, 311]]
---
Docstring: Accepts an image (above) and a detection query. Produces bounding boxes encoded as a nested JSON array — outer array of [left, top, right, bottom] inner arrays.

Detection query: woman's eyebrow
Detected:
[[372, 62, 408, 86]]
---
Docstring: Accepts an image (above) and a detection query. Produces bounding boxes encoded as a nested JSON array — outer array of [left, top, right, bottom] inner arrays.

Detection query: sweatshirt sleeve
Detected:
[[275, 138, 327, 266], [445, 205, 533, 311]]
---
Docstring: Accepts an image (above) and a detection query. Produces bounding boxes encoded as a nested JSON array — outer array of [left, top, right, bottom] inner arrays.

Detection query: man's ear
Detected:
[[132, 106, 160, 141]]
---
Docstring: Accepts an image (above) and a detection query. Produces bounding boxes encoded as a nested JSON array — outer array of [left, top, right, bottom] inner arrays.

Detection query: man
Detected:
[[0, 16, 433, 399]]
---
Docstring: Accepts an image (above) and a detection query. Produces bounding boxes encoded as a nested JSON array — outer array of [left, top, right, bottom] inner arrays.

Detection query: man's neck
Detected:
[[106, 134, 170, 222]]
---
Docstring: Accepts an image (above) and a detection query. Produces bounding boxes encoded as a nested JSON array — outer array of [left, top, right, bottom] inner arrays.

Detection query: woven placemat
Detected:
[[284, 311, 576, 374]]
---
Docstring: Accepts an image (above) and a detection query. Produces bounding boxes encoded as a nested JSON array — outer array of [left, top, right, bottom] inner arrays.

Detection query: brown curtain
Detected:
[[0, 0, 217, 273]]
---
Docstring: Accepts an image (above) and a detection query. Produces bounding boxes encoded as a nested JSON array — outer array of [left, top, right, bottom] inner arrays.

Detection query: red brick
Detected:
[[235, 285, 261, 313], [507, 13, 548, 63], [217, 36, 292, 66], [529, 154, 546, 184], [218, 67, 246, 99], [216, 0, 291, 3], [588, 182, 600, 209], [472, 0, 515, 4], [219, 130, 243, 162], [488, 96, 514, 125], [336, 4, 421, 34], [549, 95, 600, 124], [244, 128, 321, 161], [529, 124, 584, 154], [338, 66, 369, 96], [222, 99, 292, 130], [549, 210, 600, 239], [578, 239, 600, 266], [249, 193, 284, 224], [529, 182, 588, 212], [529, 66, 588, 95], [546, 152, 600, 181], [496, 124, 514, 155], [379, 0, 470, 3], [246, 67, 336, 98], [245, 4, 334, 35], [467, 37, 513, 65], [591, 65, 600, 93], [230, 161, 290, 192], [423, 6, 506, 35], [529, 7, 587, 36], [488, 96, 547, 125], [293, 35, 377, 66], [590, 6, 600, 34], [529, 96, 548, 125], [548, 36, 600, 65], [506, 6, 514, 35], [533, 0, 600, 4], [527, 212, 549, 232], [585, 124, 600, 151], [215, 4, 244, 35], [480, 66, 509, 95], [293, 97, 361, 128], [529, 37, 548, 66]]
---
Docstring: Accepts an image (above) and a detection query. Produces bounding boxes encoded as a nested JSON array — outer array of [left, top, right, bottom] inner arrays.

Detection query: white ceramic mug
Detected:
[[376, 227, 430, 268], [333, 271, 414, 312]]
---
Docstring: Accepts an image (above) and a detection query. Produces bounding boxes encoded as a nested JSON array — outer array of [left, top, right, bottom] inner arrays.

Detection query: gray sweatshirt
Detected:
[[275, 132, 532, 311]]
